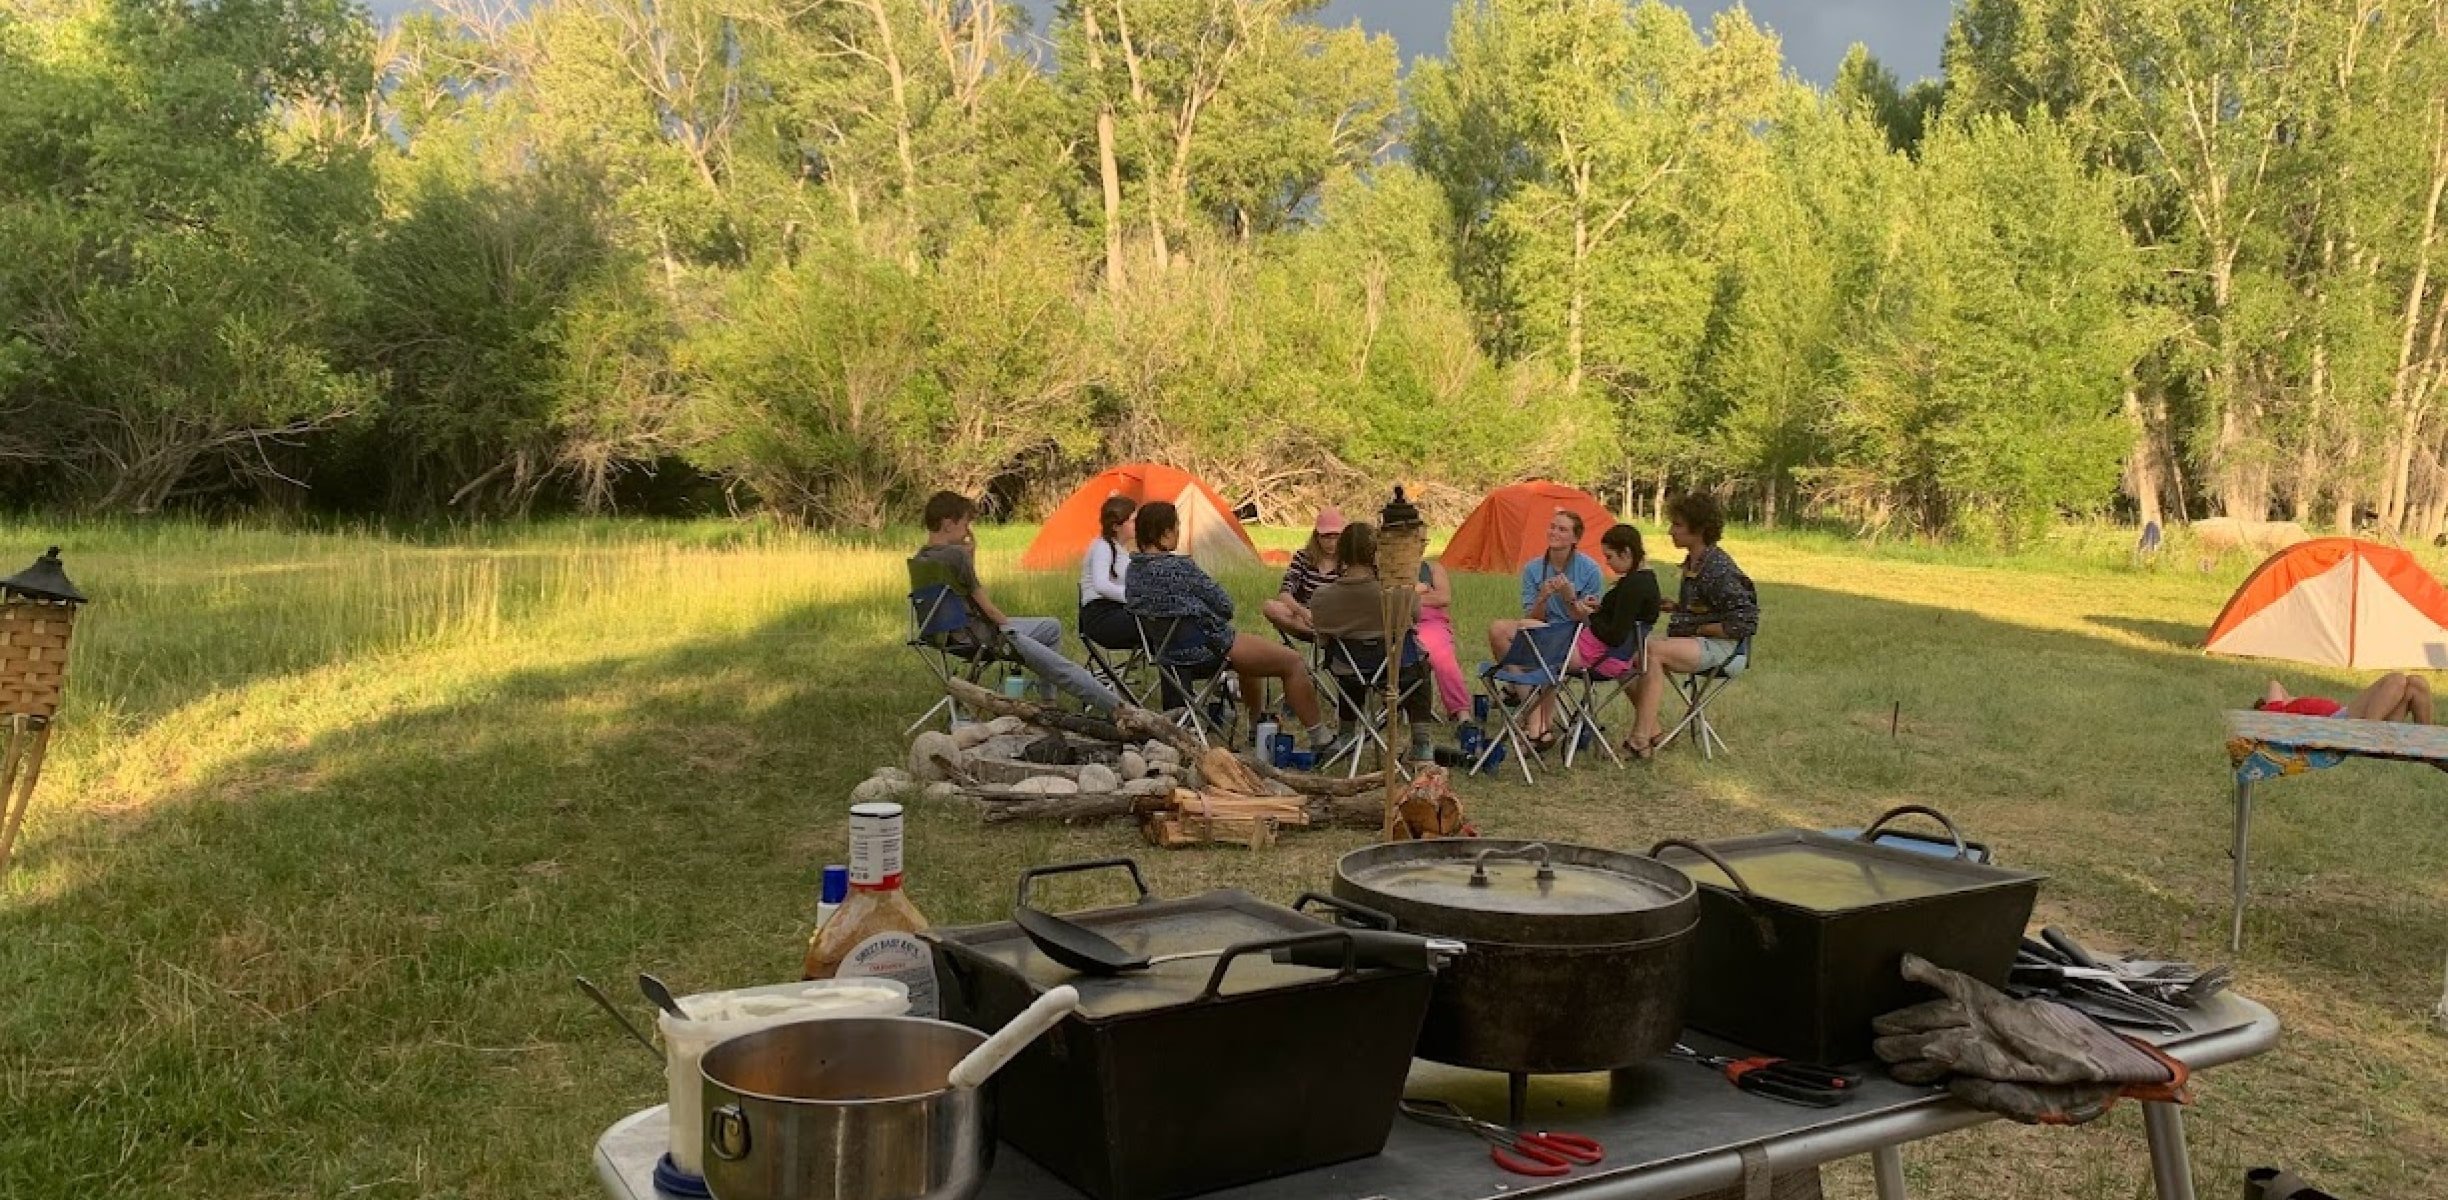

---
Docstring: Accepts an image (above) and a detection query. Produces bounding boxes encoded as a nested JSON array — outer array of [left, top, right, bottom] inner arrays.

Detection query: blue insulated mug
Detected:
[[1472, 694, 1491, 723], [1457, 723, 1485, 760], [1270, 732, 1297, 767]]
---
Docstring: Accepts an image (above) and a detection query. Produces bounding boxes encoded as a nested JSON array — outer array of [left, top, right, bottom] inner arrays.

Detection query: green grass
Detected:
[[0, 517, 2442, 1199]]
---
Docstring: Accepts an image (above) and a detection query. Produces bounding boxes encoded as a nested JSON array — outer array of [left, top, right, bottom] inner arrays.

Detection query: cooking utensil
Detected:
[[1669, 1044, 1860, 1107], [700, 1016, 990, 1200], [947, 984, 1077, 1089], [1652, 804, 2044, 1064], [574, 975, 662, 1061], [638, 972, 692, 1021], [928, 860, 1434, 1200], [1331, 837, 1699, 1124], [1397, 1099, 1604, 1178]]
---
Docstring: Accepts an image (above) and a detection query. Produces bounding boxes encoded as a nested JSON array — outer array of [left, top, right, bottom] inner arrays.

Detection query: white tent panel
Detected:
[[2204, 558, 2357, 667], [2348, 558, 2448, 668]]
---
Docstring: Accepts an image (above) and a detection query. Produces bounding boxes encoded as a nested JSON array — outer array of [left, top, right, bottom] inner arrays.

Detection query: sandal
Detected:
[[1526, 731, 1562, 756], [1618, 732, 1658, 761]]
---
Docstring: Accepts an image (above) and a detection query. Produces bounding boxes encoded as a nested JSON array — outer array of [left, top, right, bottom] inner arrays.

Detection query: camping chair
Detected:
[[1319, 632, 1427, 780], [1135, 613, 1234, 748], [1654, 638, 1751, 760], [904, 561, 1017, 735], [1473, 622, 1581, 783], [1078, 624, 1155, 709], [1555, 622, 1651, 769]]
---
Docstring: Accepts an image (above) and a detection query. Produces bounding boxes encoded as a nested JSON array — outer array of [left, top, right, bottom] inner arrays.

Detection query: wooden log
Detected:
[[944, 679, 1133, 742], [1308, 794, 1388, 830], [979, 792, 1167, 824]]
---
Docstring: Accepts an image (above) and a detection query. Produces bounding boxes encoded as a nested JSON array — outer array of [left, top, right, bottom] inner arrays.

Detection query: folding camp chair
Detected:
[[1654, 637, 1751, 760], [1078, 623, 1155, 709], [1556, 622, 1650, 769], [1473, 622, 1581, 783], [904, 562, 1017, 735], [1319, 632, 1427, 780], [1135, 613, 1234, 748]]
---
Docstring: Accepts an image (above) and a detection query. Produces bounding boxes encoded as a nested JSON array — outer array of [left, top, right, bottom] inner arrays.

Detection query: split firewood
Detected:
[[1196, 747, 1270, 795], [1173, 789, 1310, 827]]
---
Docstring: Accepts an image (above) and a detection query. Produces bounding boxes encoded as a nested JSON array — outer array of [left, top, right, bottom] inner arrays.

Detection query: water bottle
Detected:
[[1253, 719, 1280, 765]]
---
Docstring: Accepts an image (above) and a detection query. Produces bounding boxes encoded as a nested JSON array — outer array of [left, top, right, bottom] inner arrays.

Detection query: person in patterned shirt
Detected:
[[1623, 493, 1757, 758], [1261, 507, 1346, 641]]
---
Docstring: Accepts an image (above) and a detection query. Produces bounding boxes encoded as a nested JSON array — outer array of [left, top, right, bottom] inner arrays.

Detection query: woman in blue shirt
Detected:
[[1484, 508, 1605, 662]]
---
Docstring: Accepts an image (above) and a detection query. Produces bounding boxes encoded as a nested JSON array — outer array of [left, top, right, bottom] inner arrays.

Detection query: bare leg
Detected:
[[2346, 673, 2421, 722], [2262, 679, 2289, 707], [2412, 676, 2434, 723], [1628, 635, 1709, 748], [1230, 633, 1320, 729], [1487, 618, 1530, 661]]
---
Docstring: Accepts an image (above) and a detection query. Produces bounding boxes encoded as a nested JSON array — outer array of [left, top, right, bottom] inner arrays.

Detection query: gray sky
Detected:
[[363, 0, 1954, 87]]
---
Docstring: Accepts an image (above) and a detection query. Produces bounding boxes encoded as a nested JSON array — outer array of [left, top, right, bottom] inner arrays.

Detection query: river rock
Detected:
[[923, 782, 960, 802], [1076, 764, 1120, 794], [951, 722, 997, 750], [1118, 751, 1148, 781], [1011, 776, 1080, 796], [909, 732, 962, 782], [986, 716, 1027, 736], [850, 774, 909, 805], [1121, 777, 1173, 797]]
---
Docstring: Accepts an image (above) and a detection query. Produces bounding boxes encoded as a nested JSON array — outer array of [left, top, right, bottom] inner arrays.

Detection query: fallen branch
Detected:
[[946, 679, 1132, 742], [981, 793, 1169, 824]]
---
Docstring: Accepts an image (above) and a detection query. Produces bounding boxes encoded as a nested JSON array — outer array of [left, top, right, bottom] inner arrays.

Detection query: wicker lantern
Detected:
[[1376, 490, 1427, 840], [0, 546, 86, 880]]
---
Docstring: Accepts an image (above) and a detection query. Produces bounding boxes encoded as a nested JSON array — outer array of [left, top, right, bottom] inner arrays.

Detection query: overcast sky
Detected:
[[362, 0, 1954, 87]]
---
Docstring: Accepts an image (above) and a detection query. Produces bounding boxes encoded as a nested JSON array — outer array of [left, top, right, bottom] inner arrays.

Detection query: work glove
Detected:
[[1873, 954, 2188, 1125]]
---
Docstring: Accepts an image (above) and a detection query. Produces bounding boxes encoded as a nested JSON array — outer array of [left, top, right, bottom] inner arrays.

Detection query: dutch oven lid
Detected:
[[1332, 839, 1696, 945]]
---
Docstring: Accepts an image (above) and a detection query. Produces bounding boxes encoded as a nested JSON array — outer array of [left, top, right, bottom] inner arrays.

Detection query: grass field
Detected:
[[1, 516, 2443, 1199]]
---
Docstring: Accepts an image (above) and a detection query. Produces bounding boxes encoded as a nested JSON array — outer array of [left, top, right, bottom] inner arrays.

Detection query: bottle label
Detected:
[[849, 803, 904, 888], [839, 931, 939, 1018]]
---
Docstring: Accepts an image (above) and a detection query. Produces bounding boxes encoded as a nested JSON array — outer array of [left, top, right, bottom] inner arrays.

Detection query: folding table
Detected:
[[596, 993, 2277, 1200]]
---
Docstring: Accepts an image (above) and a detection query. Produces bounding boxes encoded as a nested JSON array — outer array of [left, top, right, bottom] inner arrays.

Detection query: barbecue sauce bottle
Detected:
[[802, 802, 940, 1017]]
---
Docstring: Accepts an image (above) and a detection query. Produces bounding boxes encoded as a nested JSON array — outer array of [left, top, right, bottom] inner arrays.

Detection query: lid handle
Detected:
[[1196, 930, 1356, 1002], [1856, 805, 1973, 860], [1651, 838, 1779, 951], [1468, 842, 1554, 886], [1014, 858, 1152, 910], [1292, 891, 1395, 930]]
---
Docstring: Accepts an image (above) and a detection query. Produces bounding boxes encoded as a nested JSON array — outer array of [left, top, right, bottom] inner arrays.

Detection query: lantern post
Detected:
[[0, 547, 87, 881], [1375, 489, 1426, 841]]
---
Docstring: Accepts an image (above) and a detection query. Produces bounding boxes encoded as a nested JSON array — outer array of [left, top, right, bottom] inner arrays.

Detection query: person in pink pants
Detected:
[[1409, 557, 1471, 719]]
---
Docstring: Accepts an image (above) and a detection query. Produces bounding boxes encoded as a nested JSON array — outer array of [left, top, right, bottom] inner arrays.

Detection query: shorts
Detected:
[[1573, 627, 1634, 680], [1690, 637, 1745, 675]]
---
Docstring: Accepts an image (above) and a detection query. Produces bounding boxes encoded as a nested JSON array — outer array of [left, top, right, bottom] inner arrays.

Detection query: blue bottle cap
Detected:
[[820, 864, 851, 904]]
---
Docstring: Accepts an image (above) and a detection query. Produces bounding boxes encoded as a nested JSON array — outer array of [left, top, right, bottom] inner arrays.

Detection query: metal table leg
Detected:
[[2229, 776, 2253, 953], [1870, 1143, 1908, 1200], [2142, 1100, 2198, 1200]]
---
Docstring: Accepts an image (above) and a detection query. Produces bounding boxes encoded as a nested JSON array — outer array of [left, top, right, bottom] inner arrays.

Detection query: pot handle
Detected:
[[1292, 891, 1394, 930], [1014, 858, 1152, 910], [1856, 804, 1973, 860], [1195, 930, 1356, 1002], [1650, 838, 1779, 951], [1469, 842, 1554, 885], [708, 1104, 751, 1162]]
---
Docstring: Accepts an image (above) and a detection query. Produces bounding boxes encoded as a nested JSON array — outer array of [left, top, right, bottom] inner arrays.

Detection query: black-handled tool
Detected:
[[1268, 930, 1463, 973], [1670, 1045, 1860, 1107]]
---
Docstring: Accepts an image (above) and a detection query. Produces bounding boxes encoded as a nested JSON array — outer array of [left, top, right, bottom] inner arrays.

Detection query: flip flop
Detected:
[[1618, 733, 1658, 761]]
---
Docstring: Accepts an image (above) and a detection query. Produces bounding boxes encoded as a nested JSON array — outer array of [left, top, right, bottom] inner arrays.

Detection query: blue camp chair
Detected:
[[904, 561, 1016, 734], [1320, 631, 1428, 780], [1473, 622, 1581, 783], [1556, 622, 1650, 769]]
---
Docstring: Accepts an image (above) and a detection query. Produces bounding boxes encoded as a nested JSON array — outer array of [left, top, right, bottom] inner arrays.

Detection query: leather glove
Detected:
[[1874, 954, 2189, 1125]]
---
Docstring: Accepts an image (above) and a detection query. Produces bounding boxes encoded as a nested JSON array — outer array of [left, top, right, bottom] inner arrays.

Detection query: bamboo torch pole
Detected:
[[1375, 489, 1426, 842]]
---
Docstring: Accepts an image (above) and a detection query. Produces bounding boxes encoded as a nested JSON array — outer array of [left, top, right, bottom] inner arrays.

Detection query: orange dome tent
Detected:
[[2204, 538, 2448, 668], [1021, 464, 1260, 573], [1442, 481, 1619, 574]]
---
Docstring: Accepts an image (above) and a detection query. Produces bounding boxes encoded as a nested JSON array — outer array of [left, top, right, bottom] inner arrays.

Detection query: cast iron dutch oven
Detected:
[[1331, 838, 1699, 1074]]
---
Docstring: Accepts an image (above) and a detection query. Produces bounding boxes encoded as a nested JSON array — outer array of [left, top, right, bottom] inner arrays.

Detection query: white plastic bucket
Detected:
[[656, 978, 910, 1175]]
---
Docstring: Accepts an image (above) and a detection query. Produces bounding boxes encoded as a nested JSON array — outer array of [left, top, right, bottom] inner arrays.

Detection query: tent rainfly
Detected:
[[2203, 538, 2448, 669], [1440, 481, 1619, 574], [1020, 464, 1261, 573]]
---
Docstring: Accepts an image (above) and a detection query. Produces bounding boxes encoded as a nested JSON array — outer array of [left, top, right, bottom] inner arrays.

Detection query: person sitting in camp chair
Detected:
[[1521, 524, 1661, 749], [914, 491, 1121, 714], [1261, 507, 1346, 641], [1308, 522, 1437, 765], [2256, 675, 2435, 724], [1485, 508, 1604, 662], [1126, 500, 1330, 749], [1624, 493, 1758, 759]]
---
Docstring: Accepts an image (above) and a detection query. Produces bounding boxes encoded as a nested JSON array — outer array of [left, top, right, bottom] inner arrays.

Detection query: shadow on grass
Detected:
[[2082, 614, 2208, 651], [3, 578, 2444, 1199]]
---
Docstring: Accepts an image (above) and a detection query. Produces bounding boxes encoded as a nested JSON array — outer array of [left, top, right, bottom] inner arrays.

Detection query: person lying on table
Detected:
[[2256, 675, 2434, 723], [914, 490, 1121, 714], [1484, 508, 1603, 662], [1261, 507, 1346, 642], [1623, 492, 1758, 759], [1307, 522, 1438, 765], [1518, 523, 1662, 752], [1126, 500, 1330, 749]]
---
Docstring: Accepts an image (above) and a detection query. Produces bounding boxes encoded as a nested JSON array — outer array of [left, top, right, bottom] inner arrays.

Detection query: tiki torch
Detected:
[[0, 547, 86, 880], [1376, 488, 1426, 841]]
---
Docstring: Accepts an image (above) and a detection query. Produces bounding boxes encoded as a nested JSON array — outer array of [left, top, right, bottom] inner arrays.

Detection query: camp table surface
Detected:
[[594, 991, 2277, 1200]]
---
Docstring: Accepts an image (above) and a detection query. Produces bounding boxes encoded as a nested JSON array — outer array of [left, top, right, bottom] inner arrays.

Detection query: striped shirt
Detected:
[[1278, 548, 1340, 605]]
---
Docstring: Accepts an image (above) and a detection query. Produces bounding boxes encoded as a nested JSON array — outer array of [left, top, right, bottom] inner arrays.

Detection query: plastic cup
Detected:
[[1001, 674, 1030, 700]]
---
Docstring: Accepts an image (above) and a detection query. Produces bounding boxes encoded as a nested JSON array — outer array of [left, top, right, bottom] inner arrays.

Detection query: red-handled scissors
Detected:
[[1399, 1099, 1606, 1177]]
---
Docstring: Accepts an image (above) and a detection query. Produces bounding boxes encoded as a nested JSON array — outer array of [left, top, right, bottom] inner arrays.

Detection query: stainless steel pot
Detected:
[[1331, 839, 1699, 1102], [698, 1016, 992, 1200]]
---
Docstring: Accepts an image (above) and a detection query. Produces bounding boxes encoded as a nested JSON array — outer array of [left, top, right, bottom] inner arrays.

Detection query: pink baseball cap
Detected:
[[1314, 507, 1349, 535]]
